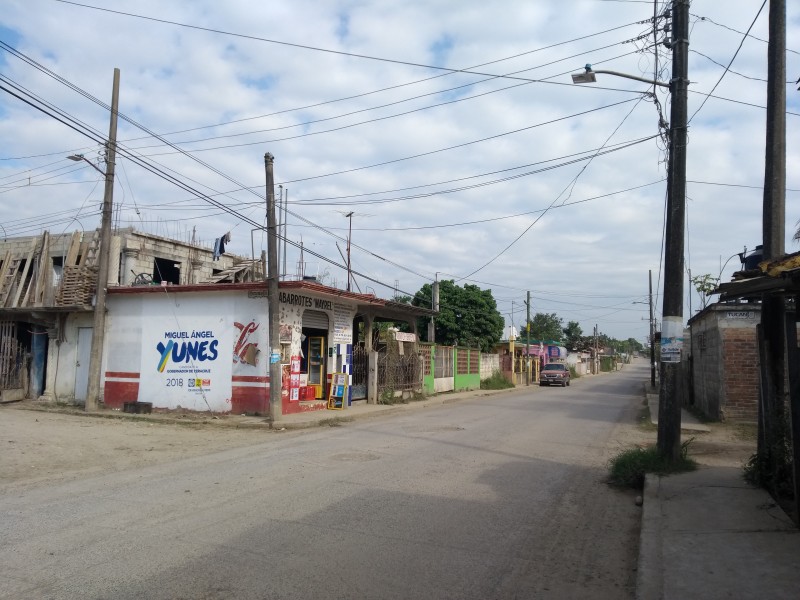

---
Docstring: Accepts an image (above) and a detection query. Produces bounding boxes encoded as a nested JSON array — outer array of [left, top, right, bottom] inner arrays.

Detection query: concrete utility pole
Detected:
[[265, 153, 282, 423], [657, 0, 690, 461], [428, 276, 439, 343], [759, 0, 787, 487], [525, 291, 531, 386], [282, 188, 288, 279], [84, 68, 120, 412], [649, 269, 656, 389], [345, 211, 354, 292]]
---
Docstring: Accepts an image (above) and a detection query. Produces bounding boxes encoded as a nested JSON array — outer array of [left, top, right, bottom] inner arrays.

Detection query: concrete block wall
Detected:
[[480, 353, 499, 379], [689, 304, 759, 422], [690, 317, 724, 420], [122, 230, 239, 285]]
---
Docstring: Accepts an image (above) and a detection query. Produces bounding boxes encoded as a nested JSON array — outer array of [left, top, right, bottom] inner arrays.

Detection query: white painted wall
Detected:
[[106, 290, 269, 412]]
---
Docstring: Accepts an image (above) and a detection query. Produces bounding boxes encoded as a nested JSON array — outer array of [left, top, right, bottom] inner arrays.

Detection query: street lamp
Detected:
[[66, 147, 116, 413], [570, 0, 689, 461], [67, 154, 105, 176], [631, 270, 656, 388], [571, 64, 669, 89], [66, 68, 120, 412]]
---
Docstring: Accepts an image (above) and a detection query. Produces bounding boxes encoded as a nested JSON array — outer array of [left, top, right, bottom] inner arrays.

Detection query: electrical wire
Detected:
[[0, 73, 425, 297], [687, 0, 768, 124], [690, 12, 800, 55], [53, 0, 654, 85], [456, 94, 649, 281]]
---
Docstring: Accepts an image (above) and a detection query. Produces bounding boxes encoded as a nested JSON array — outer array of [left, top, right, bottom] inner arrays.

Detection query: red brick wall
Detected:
[[721, 328, 759, 421]]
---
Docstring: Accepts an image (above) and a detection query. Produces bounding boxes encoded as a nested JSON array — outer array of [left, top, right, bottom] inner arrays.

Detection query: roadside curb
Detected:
[[6, 385, 523, 431], [636, 474, 663, 600], [273, 386, 522, 430]]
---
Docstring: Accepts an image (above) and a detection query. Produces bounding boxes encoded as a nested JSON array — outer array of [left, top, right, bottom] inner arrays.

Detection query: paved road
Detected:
[[1, 364, 647, 599]]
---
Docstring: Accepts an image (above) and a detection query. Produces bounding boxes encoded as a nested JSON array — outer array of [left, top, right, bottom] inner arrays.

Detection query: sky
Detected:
[[1, 0, 798, 345]]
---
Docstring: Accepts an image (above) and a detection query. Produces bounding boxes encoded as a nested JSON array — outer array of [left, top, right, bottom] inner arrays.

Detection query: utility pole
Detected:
[[759, 0, 787, 490], [525, 291, 531, 386], [282, 188, 288, 279], [345, 211, 354, 292], [649, 269, 656, 389], [265, 153, 282, 423], [429, 276, 439, 343], [594, 324, 599, 374], [85, 68, 120, 412], [276, 185, 283, 275], [657, 0, 690, 461]]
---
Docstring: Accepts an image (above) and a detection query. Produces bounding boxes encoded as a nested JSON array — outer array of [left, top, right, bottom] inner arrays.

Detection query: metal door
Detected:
[[74, 327, 92, 400]]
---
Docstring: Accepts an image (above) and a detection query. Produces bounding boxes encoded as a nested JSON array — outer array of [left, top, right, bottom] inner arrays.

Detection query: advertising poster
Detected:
[[661, 317, 684, 363], [333, 303, 353, 344], [141, 316, 232, 411], [138, 294, 268, 412]]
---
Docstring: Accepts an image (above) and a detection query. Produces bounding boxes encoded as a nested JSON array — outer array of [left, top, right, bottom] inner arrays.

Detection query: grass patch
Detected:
[[480, 371, 514, 390], [318, 417, 352, 427], [638, 404, 657, 431], [608, 440, 697, 489]]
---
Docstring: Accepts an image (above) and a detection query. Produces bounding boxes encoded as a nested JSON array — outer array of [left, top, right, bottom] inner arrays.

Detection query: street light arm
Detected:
[[67, 153, 106, 177], [591, 69, 670, 89], [571, 64, 670, 89]]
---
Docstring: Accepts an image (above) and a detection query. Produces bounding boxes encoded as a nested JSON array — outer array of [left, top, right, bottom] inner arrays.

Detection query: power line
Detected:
[[456, 94, 649, 281], [54, 0, 654, 83], [688, 0, 768, 124], [0, 69, 424, 297], [690, 12, 800, 55]]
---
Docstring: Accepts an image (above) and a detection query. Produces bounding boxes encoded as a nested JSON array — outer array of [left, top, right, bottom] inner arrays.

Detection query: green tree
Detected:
[[523, 312, 563, 342], [413, 280, 503, 351], [562, 320, 583, 350]]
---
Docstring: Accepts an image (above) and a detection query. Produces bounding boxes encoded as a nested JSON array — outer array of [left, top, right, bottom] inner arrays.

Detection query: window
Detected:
[[152, 257, 181, 285]]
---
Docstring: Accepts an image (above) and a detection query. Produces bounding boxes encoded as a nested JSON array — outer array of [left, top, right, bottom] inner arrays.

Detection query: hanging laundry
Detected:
[[212, 231, 231, 261]]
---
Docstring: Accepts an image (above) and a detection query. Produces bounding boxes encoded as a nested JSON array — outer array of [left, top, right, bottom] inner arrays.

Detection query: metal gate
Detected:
[[351, 344, 368, 400], [377, 351, 422, 398]]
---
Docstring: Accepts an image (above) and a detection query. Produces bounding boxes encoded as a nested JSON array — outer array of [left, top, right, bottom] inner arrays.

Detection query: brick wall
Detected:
[[720, 326, 759, 421]]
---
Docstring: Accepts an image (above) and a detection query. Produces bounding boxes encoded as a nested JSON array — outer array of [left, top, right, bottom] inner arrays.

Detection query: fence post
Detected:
[[368, 351, 378, 404]]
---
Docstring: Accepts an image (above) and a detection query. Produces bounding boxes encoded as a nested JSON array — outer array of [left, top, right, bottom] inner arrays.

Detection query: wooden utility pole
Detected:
[[265, 153, 282, 423], [759, 0, 787, 495], [657, 0, 690, 461], [85, 68, 120, 412]]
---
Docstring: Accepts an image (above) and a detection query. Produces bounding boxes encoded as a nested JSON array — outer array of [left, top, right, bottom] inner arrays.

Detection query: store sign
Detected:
[[279, 292, 333, 311], [333, 303, 353, 344], [726, 311, 754, 320]]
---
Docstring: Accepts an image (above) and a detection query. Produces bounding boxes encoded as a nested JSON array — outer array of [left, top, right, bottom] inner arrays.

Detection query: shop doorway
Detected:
[[302, 309, 329, 399]]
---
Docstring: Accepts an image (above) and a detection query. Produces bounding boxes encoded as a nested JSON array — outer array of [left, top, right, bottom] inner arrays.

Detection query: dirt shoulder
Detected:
[[610, 396, 757, 470], [1, 403, 279, 491]]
